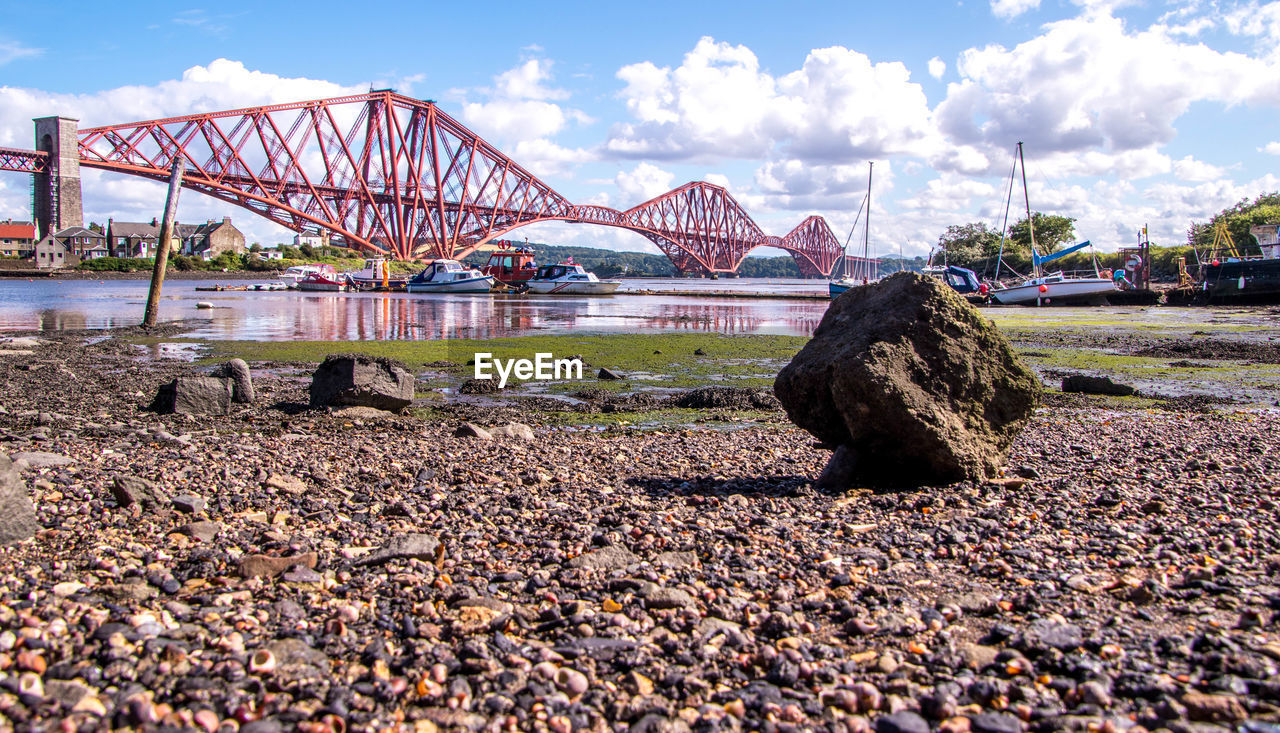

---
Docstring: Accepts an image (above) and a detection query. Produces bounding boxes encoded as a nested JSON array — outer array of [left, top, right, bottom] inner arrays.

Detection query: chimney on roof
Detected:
[[222, 217, 231, 224]]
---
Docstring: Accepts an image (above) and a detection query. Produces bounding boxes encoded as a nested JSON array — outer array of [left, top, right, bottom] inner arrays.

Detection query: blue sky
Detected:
[[2, 0, 1278, 260]]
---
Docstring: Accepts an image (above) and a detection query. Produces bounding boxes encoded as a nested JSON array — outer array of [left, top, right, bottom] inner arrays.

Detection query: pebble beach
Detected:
[[2, 321, 1280, 733]]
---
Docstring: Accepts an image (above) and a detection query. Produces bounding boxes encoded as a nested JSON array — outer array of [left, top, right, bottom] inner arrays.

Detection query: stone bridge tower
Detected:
[[33, 116, 82, 238]]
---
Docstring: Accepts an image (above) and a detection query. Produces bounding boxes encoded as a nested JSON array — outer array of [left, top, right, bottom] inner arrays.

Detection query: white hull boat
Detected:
[[346, 257, 409, 291], [406, 259, 494, 294], [281, 263, 330, 288], [987, 143, 1116, 307], [990, 274, 1116, 305], [296, 265, 348, 292], [526, 263, 621, 294]]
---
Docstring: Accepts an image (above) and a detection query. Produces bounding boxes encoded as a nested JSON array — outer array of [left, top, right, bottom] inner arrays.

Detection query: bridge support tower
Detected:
[[33, 116, 82, 238]]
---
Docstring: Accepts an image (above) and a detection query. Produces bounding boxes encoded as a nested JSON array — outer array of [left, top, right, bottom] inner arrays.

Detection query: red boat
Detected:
[[481, 246, 537, 287]]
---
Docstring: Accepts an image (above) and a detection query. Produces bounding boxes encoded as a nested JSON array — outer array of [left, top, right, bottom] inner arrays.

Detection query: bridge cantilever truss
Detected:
[[3, 91, 848, 275]]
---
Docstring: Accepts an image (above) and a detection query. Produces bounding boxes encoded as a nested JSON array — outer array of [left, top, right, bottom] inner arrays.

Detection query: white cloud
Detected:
[[1262, 141, 1280, 155], [991, 0, 1039, 20], [608, 37, 936, 165], [1172, 155, 1227, 182], [457, 57, 594, 178], [614, 162, 675, 205], [928, 57, 946, 79], [934, 10, 1280, 175], [0, 40, 40, 66]]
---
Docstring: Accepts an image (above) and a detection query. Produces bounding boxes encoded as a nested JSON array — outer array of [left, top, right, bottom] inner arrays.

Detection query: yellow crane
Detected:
[[1210, 220, 1239, 258]]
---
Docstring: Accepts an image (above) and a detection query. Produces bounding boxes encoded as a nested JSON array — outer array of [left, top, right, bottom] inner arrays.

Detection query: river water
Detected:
[[0, 278, 830, 340]]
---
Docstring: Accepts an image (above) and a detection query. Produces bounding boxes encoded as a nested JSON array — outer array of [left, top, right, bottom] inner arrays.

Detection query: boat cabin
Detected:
[[942, 266, 982, 294], [483, 247, 537, 284], [534, 263, 592, 281], [419, 259, 480, 282]]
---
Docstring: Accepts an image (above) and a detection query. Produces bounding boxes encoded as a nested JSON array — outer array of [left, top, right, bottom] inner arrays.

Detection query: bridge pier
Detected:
[[33, 116, 82, 238]]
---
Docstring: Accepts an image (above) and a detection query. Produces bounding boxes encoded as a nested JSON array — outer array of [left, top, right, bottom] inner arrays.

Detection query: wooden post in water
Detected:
[[142, 160, 185, 328]]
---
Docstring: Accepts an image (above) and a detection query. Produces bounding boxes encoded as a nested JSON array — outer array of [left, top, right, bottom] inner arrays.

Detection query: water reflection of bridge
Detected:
[[193, 292, 829, 341]]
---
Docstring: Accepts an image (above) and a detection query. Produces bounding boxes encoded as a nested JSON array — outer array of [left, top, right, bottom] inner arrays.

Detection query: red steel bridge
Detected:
[[0, 90, 848, 277]]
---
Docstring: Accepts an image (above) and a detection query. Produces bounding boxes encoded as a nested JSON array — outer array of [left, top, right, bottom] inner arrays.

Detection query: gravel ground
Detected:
[[1, 329, 1279, 733]]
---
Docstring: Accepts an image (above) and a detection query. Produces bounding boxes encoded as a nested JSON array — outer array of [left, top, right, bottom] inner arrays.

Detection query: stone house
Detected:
[[54, 226, 108, 260], [33, 235, 77, 268], [106, 218, 180, 259], [0, 221, 36, 257], [179, 217, 246, 260], [294, 231, 328, 249]]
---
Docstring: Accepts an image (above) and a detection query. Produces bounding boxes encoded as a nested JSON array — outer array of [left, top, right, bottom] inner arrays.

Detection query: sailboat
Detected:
[[830, 163, 877, 298], [989, 143, 1117, 306]]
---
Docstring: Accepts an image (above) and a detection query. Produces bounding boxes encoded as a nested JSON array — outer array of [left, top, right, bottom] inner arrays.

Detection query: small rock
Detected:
[[355, 533, 440, 567], [1182, 691, 1247, 723], [238, 552, 319, 579], [172, 493, 206, 514], [645, 587, 697, 610], [876, 711, 931, 733], [597, 368, 624, 380], [969, 713, 1023, 733], [1061, 375, 1137, 396], [178, 521, 221, 542], [0, 453, 39, 545], [454, 423, 493, 440], [111, 476, 167, 510], [264, 474, 308, 495], [489, 423, 535, 441], [568, 545, 638, 570], [10, 451, 75, 470]]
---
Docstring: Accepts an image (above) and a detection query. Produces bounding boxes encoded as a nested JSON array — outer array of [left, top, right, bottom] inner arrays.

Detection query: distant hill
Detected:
[[463, 241, 927, 278]]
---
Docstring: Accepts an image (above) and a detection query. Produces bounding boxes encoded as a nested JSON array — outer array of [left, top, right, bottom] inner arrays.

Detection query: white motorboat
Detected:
[[526, 263, 621, 294], [345, 257, 409, 291], [281, 263, 330, 288], [406, 259, 494, 294], [252, 281, 289, 291], [296, 264, 349, 292]]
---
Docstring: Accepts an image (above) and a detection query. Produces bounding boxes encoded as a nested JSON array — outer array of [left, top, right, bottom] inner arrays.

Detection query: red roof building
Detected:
[[0, 221, 36, 257]]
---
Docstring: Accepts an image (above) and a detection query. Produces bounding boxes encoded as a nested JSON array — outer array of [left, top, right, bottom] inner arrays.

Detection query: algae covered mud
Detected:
[[2, 304, 1280, 732]]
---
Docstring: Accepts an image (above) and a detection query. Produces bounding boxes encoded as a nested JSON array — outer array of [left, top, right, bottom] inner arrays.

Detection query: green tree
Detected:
[[936, 223, 1002, 266], [1187, 192, 1280, 254], [1007, 212, 1077, 256]]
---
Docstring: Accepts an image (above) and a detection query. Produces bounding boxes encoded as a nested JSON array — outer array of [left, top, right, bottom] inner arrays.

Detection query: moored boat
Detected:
[[406, 259, 494, 294], [989, 272, 1116, 305], [988, 143, 1116, 306], [1199, 223, 1280, 302], [481, 246, 538, 288], [281, 263, 330, 288], [525, 263, 621, 294], [296, 264, 348, 292], [345, 257, 409, 291]]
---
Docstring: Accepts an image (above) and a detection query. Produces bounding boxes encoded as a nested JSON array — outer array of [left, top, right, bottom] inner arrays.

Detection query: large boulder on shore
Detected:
[[151, 377, 234, 415], [0, 453, 39, 545], [309, 355, 415, 413], [774, 272, 1039, 488]]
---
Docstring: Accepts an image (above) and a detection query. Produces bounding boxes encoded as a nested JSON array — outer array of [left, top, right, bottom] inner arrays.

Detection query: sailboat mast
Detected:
[[1017, 142, 1038, 275], [863, 162, 873, 283]]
